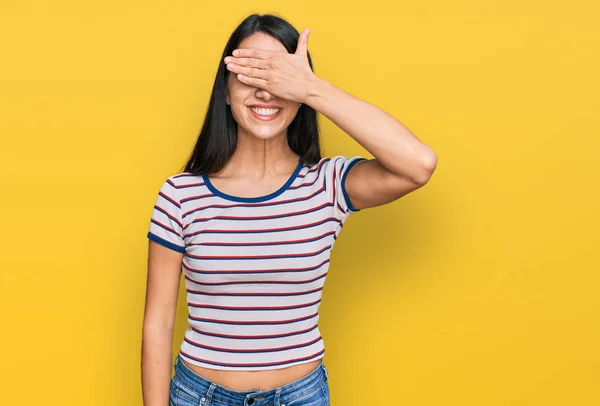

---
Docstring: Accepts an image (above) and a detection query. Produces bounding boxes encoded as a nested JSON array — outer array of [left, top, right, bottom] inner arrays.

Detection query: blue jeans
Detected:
[[170, 355, 330, 406]]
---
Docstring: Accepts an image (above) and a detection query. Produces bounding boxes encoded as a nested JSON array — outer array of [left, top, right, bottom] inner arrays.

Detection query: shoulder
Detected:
[[305, 155, 358, 170], [318, 155, 368, 173], [153, 172, 202, 203], [169, 172, 195, 183], [159, 172, 202, 189]]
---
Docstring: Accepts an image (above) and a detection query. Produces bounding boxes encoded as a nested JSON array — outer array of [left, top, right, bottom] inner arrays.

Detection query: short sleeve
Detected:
[[325, 155, 368, 217], [146, 176, 186, 253]]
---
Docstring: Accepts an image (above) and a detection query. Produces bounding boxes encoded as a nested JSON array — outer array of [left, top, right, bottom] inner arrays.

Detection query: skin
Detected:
[[141, 28, 438, 405]]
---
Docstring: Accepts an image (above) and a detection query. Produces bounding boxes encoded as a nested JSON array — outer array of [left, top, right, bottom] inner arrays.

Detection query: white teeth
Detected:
[[250, 107, 280, 116]]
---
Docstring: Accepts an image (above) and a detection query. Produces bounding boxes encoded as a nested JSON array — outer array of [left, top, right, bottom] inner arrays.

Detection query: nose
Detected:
[[255, 88, 276, 101]]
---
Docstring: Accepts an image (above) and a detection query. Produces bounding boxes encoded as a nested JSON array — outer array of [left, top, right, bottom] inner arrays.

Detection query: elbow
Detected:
[[413, 147, 438, 186]]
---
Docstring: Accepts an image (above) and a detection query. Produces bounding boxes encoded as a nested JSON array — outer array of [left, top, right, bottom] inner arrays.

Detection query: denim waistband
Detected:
[[173, 354, 329, 406]]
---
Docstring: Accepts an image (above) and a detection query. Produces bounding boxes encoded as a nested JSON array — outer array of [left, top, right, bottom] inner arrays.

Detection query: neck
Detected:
[[219, 129, 299, 178]]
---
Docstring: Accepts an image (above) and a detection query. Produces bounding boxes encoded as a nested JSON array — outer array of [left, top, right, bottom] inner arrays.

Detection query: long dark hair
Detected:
[[182, 14, 322, 176]]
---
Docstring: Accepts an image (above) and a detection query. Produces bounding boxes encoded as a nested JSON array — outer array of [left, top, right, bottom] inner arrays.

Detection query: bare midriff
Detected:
[[181, 358, 322, 391]]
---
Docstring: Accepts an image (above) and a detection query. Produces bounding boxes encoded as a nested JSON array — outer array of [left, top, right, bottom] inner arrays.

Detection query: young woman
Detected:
[[142, 13, 437, 406]]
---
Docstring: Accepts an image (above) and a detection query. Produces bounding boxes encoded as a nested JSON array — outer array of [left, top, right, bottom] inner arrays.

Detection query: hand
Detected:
[[224, 28, 316, 104]]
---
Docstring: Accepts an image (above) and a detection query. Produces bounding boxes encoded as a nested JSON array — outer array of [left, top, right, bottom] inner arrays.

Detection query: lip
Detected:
[[248, 104, 282, 108], [248, 106, 282, 121]]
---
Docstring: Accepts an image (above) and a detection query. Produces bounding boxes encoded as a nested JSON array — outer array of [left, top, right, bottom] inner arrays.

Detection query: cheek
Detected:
[[283, 107, 300, 123], [227, 93, 249, 120], [229, 105, 246, 124]]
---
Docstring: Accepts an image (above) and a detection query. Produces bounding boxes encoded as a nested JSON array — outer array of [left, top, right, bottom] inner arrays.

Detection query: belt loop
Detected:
[[274, 387, 282, 406], [203, 383, 216, 404], [321, 363, 329, 383]]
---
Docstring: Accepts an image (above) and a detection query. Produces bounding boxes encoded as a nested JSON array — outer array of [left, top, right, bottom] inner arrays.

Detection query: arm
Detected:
[[141, 241, 183, 406], [305, 77, 438, 210]]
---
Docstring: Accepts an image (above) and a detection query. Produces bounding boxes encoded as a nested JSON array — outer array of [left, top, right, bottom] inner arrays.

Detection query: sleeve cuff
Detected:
[[147, 232, 185, 253], [341, 157, 367, 212]]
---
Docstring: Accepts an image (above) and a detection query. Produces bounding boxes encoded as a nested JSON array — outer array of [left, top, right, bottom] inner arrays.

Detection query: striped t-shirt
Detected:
[[146, 155, 366, 371]]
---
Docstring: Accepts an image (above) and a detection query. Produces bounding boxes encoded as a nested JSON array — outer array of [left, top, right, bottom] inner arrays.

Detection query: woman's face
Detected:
[[225, 32, 301, 141]]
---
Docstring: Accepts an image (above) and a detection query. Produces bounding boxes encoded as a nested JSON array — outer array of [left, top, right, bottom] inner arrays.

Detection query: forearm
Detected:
[[305, 77, 437, 182], [141, 323, 175, 406]]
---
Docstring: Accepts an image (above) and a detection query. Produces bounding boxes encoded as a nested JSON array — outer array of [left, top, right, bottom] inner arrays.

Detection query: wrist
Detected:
[[305, 76, 330, 108]]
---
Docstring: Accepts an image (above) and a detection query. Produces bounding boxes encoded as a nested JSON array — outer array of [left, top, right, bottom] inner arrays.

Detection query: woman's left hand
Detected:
[[224, 28, 316, 104]]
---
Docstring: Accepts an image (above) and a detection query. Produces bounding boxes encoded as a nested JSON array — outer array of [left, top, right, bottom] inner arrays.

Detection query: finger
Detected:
[[232, 48, 270, 59], [224, 57, 268, 69], [295, 28, 310, 56], [236, 73, 268, 89], [226, 63, 267, 80]]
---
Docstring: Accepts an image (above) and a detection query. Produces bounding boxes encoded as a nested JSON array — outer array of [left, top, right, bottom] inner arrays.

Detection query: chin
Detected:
[[243, 122, 286, 140], [249, 130, 283, 140]]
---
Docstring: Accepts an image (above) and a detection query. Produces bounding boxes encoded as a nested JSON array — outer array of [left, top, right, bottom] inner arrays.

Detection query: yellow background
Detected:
[[1, 1, 599, 405]]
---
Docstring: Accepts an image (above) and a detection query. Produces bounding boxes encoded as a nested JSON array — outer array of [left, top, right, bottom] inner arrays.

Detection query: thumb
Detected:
[[295, 28, 310, 56]]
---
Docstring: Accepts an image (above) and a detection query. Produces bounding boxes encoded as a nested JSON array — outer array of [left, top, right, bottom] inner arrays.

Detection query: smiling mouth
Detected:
[[248, 106, 282, 121]]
